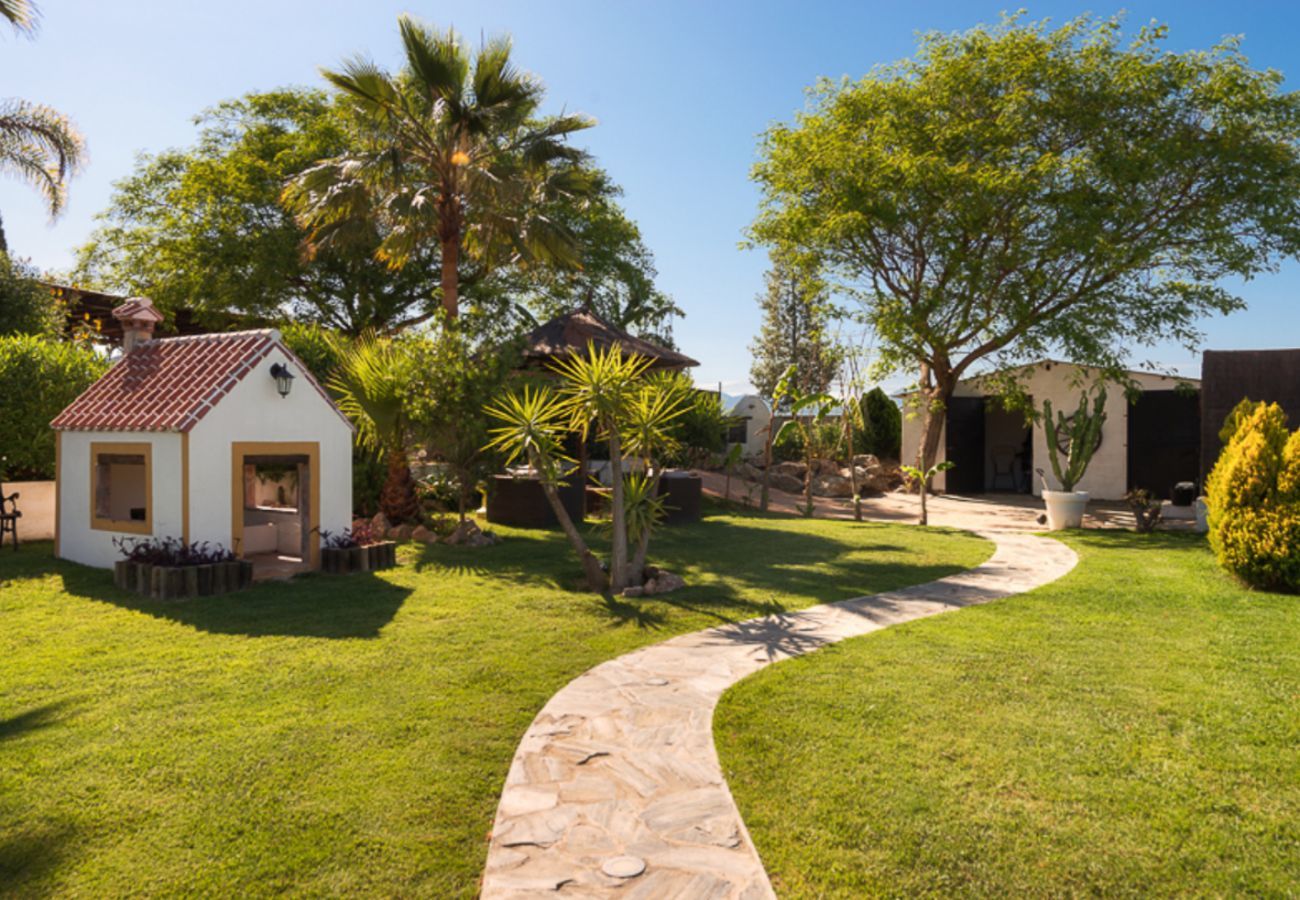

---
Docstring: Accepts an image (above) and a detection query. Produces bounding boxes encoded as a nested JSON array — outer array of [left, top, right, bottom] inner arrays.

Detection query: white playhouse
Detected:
[[50, 298, 354, 573]]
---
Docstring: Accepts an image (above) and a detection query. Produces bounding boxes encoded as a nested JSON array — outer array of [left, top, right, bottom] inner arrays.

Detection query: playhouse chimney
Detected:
[[112, 297, 164, 353]]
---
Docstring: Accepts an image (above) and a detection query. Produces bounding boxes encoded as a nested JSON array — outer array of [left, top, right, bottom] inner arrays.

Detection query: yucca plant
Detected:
[[284, 14, 597, 319], [327, 332, 420, 522], [485, 343, 687, 593]]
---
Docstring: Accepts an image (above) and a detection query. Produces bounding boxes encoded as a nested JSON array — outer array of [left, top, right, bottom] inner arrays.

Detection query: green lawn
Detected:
[[0, 507, 989, 897], [715, 531, 1300, 897]]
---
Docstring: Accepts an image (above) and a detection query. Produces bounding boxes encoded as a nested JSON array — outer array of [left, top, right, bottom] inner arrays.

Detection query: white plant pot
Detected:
[[1042, 490, 1089, 530]]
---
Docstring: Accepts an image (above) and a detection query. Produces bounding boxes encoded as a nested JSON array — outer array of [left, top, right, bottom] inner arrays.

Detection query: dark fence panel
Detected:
[[1201, 350, 1300, 481]]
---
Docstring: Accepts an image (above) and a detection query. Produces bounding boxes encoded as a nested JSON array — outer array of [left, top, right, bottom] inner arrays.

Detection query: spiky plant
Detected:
[[283, 14, 597, 319], [326, 332, 420, 523], [0, 99, 85, 220], [1043, 387, 1108, 492]]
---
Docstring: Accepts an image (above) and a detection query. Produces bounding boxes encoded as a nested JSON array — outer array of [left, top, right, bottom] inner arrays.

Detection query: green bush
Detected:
[[0, 252, 60, 338], [1206, 401, 1300, 592], [280, 322, 342, 382], [858, 387, 902, 459], [672, 389, 729, 465], [0, 335, 108, 479], [773, 420, 840, 463]]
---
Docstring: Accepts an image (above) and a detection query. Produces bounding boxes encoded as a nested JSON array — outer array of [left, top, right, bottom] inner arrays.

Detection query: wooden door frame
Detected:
[[230, 441, 320, 568]]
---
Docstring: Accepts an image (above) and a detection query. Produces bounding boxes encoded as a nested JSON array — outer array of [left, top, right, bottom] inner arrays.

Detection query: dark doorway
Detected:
[[984, 403, 1033, 493], [1128, 390, 1201, 499], [945, 396, 986, 493]]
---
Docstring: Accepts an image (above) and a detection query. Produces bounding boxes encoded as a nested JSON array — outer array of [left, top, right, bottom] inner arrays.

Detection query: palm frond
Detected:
[[398, 15, 468, 107], [0, 99, 85, 217], [1, 0, 36, 36]]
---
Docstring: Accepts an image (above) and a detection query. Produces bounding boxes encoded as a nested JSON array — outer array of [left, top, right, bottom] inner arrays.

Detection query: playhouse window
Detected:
[[90, 442, 152, 534]]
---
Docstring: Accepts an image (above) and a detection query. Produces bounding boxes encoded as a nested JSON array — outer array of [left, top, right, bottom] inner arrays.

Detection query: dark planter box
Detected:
[[658, 471, 703, 524], [321, 541, 397, 575], [113, 559, 253, 601], [487, 475, 585, 528]]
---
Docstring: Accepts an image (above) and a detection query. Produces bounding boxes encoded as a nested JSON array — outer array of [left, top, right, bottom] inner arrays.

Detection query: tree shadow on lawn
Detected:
[[51, 559, 411, 640], [0, 701, 74, 744], [0, 821, 80, 895]]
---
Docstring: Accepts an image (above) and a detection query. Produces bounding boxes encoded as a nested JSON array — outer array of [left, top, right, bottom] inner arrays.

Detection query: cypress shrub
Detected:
[[1205, 402, 1300, 592]]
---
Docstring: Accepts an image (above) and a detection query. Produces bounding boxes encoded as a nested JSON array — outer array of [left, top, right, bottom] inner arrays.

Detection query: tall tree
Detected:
[[74, 90, 440, 334], [285, 15, 597, 319], [750, 15, 1300, 471], [748, 257, 841, 398]]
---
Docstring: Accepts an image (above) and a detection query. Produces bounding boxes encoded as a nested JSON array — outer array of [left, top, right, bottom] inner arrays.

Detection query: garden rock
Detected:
[[388, 524, 414, 541], [370, 512, 392, 535], [445, 520, 500, 548], [769, 472, 804, 494], [645, 571, 686, 594], [738, 462, 764, 482], [812, 458, 840, 477], [772, 461, 806, 479], [410, 525, 436, 544], [851, 453, 881, 469], [811, 474, 854, 498]]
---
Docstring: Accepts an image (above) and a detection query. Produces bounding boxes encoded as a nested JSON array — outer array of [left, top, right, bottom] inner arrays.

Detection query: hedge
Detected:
[[0, 336, 108, 480]]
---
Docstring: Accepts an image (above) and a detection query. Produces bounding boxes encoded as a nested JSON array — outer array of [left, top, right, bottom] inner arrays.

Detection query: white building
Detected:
[[724, 394, 773, 459], [51, 298, 354, 571], [900, 360, 1200, 500]]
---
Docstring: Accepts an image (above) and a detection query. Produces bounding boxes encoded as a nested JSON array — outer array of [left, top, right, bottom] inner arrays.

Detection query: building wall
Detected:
[[6, 480, 56, 541], [900, 362, 1197, 499], [57, 430, 183, 568], [188, 344, 352, 559], [726, 395, 772, 459]]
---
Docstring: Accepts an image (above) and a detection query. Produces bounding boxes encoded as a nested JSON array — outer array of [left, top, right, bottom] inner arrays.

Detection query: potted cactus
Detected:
[[1039, 387, 1107, 530]]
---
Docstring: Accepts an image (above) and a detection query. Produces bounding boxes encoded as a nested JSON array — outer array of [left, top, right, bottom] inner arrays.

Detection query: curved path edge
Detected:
[[482, 531, 1079, 898]]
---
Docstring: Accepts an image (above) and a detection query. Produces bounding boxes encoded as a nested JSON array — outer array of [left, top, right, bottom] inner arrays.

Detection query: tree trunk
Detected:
[[531, 451, 608, 592], [760, 425, 775, 512], [380, 446, 420, 524], [607, 430, 629, 591], [440, 236, 459, 319], [802, 434, 815, 516], [845, 412, 861, 521], [627, 465, 665, 586], [919, 476, 929, 526]]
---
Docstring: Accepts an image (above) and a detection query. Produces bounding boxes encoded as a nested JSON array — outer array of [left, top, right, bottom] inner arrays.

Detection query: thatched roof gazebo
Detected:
[[519, 309, 699, 371]]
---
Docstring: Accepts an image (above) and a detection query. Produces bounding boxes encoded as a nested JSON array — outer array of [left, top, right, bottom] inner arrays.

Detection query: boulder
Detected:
[[769, 472, 805, 494], [738, 462, 764, 482], [388, 524, 414, 541], [445, 519, 501, 547], [851, 454, 881, 469], [812, 458, 841, 477], [644, 570, 686, 595], [370, 512, 392, 535], [410, 525, 436, 544], [772, 461, 806, 479], [621, 585, 646, 598], [811, 473, 854, 498]]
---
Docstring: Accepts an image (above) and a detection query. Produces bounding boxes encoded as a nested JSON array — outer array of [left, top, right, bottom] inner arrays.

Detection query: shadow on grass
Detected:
[[0, 701, 72, 743], [0, 822, 79, 893], [7, 548, 415, 639]]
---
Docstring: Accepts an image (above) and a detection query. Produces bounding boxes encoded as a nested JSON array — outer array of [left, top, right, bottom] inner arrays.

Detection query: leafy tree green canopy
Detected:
[[0, 252, 59, 337], [749, 14, 1300, 468], [75, 89, 440, 334]]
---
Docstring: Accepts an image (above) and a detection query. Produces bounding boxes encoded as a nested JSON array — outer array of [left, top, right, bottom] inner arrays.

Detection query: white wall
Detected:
[[900, 363, 1197, 500], [188, 344, 353, 555], [5, 480, 55, 541], [57, 431, 183, 568], [727, 395, 772, 459]]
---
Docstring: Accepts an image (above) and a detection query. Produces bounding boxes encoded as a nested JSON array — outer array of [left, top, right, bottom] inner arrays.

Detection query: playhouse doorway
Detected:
[[231, 442, 320, 579]]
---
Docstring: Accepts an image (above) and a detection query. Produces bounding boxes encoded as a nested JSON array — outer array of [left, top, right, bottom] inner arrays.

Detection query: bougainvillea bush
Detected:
[[1205, 402, 1300, 592]]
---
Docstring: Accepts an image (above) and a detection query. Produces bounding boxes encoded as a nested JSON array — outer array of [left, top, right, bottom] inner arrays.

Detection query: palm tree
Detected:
[[0, 100, 84, 218], [284, 15, 596, 319], [1, 0, 85, 247], [327, 332, 420, 523], [1, 0, 37, 36]]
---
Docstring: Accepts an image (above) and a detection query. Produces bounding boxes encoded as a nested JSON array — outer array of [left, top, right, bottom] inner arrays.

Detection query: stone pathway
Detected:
[[481, 531, 1079, 898]]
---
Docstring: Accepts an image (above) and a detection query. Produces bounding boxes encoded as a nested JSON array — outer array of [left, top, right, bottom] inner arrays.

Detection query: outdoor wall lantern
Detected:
[[269, 362, 295, 398]]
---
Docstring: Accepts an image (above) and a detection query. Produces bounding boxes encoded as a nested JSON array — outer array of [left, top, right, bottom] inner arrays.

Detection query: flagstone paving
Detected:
[[481, 531, 1079, 898]]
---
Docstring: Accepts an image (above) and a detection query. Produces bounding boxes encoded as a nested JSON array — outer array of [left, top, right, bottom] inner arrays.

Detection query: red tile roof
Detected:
[[51, 330, 353, 433]]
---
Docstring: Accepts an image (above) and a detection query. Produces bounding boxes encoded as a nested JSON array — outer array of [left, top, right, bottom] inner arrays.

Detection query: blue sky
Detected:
[[4, 0, 1299, 393]]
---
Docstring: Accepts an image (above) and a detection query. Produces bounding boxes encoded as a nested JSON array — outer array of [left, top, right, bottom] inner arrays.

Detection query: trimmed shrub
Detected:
[[858, 387, 902, 460], [1206, 402, 1300, 592], [0, 335, 108, 479]]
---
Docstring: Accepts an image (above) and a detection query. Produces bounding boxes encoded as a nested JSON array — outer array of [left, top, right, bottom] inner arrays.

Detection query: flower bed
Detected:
[[112, 537, 252, 600]]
